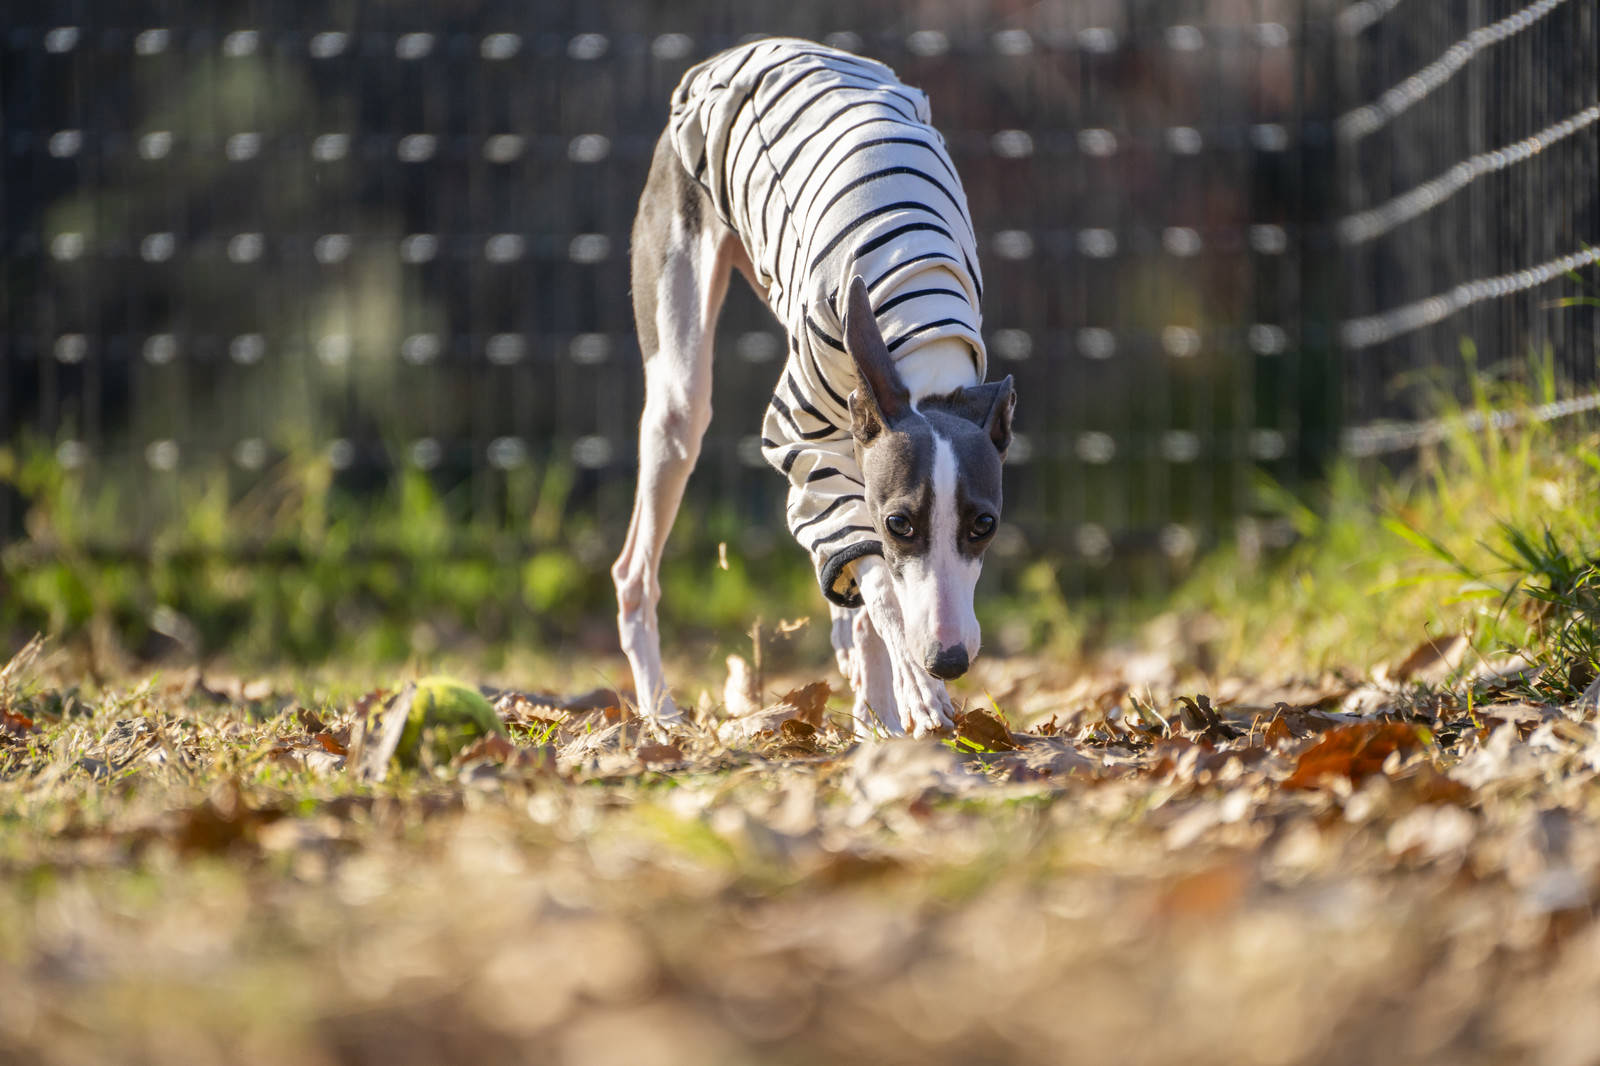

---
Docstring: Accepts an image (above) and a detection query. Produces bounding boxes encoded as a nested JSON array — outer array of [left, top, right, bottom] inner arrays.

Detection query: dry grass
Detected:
[[2, 635, 1598, 1066]]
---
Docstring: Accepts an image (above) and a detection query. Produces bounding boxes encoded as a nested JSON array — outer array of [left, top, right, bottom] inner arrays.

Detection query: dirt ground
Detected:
[[2, 639, 1599, 1066]]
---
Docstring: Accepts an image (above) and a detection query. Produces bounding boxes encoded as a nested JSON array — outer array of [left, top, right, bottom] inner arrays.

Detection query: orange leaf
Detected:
[[1283, 721, 1425, 790], [314, 732, 348, 756], [1261, 715, 1293, 749]]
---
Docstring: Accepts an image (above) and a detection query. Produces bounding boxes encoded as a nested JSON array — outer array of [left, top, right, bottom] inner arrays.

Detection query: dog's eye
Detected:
[[969, 514, 996, 540], [885, 513, 914, 539]]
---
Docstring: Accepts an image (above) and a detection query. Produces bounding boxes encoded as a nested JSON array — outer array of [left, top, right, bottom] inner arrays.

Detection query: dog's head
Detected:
[[843, 275, 1015, 680]]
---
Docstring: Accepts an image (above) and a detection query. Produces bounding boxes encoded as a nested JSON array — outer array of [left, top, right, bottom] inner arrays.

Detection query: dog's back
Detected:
[[666, 39, 984, 385], [666, 38, 989, 604]]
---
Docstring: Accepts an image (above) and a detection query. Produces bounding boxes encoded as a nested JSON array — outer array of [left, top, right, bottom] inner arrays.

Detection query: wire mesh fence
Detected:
[[1, 0, 1596, 606], [1336, 0, 1599, 454]]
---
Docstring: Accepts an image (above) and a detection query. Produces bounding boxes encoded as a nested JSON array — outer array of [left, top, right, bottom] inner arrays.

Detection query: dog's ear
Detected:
[[942, 375, 1016, 458], [843, 275, 909, 445]]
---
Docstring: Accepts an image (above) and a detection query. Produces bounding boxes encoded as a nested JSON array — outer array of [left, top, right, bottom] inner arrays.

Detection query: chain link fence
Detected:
[[2, 0, 1595, 603]]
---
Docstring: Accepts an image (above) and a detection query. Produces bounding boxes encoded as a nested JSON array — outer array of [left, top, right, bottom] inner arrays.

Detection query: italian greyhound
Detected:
[[612, 38, 1015, 737]]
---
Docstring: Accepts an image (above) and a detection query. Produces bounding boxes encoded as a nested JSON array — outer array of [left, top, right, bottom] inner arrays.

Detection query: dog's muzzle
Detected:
[[924, 643, 970, 680]]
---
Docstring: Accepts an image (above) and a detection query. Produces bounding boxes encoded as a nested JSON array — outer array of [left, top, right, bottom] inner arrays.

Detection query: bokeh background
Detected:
[[1, 0, 1596, 661]]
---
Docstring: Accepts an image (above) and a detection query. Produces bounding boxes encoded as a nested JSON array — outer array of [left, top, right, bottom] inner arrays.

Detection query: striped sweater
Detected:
[[668, 38, 987, 607]]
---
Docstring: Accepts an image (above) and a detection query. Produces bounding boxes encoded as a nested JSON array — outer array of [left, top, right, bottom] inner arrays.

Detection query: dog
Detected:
[[612, 38, 1015, 737]]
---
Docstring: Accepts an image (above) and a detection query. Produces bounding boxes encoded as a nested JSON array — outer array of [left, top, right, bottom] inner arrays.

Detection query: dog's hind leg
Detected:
[[613, 134, 737, 724]]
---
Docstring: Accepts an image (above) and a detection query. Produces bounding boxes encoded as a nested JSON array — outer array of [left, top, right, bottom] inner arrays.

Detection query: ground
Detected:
[[2, 635, 1598, 1066]]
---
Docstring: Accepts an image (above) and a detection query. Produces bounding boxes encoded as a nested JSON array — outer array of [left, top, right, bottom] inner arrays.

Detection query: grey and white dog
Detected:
[[612, 39, 1015, 736]]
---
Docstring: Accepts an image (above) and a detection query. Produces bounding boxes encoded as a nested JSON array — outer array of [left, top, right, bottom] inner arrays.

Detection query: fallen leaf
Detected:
[[842, 739, 984, 824], [638, 742, 685, 767], [998, 737, 1096, 780], [174, 781, 281, 854], [1260, 712, 1293, 749], [953, 708, 1019, 752], [1176, 694, 1241, 740], [314, 732, 348, 756], [1392, 634, 1469, 684], [774, 681, 830, 727], [780, 719, 817, 741], [1283, 720, 1426, 790], [716, 680, 833, 746]]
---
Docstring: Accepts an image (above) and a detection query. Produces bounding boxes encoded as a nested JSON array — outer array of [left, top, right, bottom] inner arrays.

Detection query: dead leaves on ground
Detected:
[[1282, 721, 1428, 790], [8, 629, 1600, 1066]]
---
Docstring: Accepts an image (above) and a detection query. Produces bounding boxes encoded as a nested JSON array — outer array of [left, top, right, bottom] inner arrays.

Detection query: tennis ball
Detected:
[[394, 676, 507, 768]]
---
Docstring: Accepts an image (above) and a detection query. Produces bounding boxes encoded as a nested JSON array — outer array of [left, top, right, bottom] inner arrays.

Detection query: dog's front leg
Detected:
[[831, 603, 904, 737], [853, 556, 955, 737]]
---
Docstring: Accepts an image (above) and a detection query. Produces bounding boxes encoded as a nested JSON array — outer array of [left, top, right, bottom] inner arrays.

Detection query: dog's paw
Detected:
[[889, 652, 954, 737], [643, 694, 684, 737]]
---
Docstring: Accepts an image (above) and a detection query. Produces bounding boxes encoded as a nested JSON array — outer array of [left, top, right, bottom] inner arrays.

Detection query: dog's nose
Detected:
[[924, 643, 969, 680]]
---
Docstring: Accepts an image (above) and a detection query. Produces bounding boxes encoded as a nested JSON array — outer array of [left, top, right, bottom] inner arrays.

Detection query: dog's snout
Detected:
[[924, 643, 970, 680]]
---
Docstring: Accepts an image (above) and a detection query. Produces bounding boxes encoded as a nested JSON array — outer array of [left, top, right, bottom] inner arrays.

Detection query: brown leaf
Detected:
[[1392, 634, 1469, 684], [314, 732, 348, 756], [1261, 713, 1294, 749], [175, 782, 281, 854], [773, 717, 822, 755], [779, 718, 818, 741], [774, 681, 830, 727], [637, 742, 685, 767], [1283, 720, 1426, 790], [1176, 694, 1242, 740], [954, 708, 1019, 752]]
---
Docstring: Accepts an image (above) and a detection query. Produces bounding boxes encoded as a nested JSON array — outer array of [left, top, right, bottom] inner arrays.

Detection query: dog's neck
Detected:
[[895, 336, 982, 405]]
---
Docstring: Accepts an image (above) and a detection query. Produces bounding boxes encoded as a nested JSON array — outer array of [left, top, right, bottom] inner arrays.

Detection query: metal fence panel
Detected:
[[2, 0, 1595, 593], [1337, 0, 1600, 454]]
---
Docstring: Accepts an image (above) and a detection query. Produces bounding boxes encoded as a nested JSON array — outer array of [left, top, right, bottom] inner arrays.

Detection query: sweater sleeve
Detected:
[[759, 381, 880, 609]]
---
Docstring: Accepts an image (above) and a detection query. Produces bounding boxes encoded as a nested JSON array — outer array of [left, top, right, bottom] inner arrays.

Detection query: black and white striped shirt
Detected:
[[668, 38, 987, 607]]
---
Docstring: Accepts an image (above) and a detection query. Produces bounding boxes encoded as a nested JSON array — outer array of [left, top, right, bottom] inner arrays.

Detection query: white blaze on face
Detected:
[[894, 430, 982, 661]]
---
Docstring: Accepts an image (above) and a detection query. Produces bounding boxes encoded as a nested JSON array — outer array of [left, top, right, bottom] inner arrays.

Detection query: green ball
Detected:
[[395, 676, 507, 768]]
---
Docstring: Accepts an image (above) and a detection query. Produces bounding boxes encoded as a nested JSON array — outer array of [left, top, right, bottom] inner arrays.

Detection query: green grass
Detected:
[[0, 438, 821, 667], [5, 339, 1597, 692], [1174, 347, 1598, 693]]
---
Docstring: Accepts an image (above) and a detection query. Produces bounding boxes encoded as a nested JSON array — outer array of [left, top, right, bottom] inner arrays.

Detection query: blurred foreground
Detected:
[[2, 638, 1598, 1066]]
